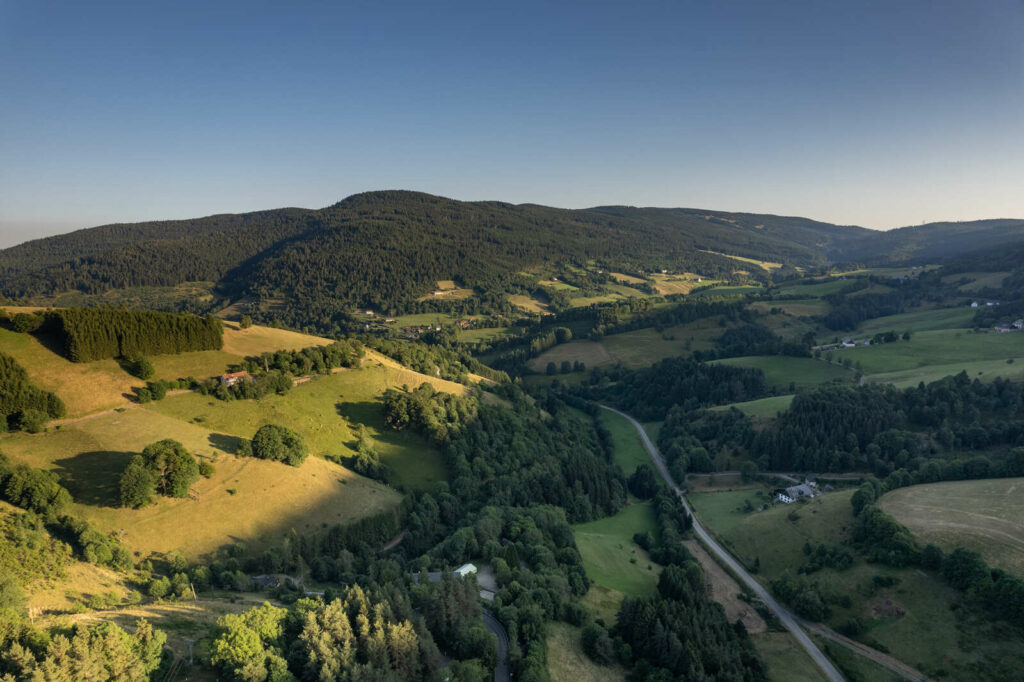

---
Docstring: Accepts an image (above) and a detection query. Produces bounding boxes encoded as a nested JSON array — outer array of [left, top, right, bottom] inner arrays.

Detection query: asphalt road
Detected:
[[482, 610, 511, 682], [600, 405, 846, 682]]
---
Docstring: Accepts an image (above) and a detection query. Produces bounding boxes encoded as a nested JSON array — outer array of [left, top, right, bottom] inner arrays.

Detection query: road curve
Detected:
[[481, 610, 510, 682], [599, 405, 846, 682]]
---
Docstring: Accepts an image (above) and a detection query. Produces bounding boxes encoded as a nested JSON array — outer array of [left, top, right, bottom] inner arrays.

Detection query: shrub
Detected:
[[130, 357, 155, 380], [198, 460, 216, 478]]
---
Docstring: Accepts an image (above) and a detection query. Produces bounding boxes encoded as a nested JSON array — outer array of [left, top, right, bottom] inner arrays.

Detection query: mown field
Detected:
[[710, 356, 851, 391], [574, 502, 660, 604], [689, 487, 1024, 679], [879, 478, 1024, 577]]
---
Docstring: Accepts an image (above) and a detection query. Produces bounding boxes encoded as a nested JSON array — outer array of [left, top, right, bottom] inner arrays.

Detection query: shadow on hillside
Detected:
[[335, 399, 386, 429], [53, 450, 136, 507], [208, 432, 243, 454], [30, 329, 70, 360]]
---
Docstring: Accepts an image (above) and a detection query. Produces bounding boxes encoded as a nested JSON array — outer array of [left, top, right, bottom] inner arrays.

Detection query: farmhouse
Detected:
[[776, 484, 816, 504], [219, 371, 251, 387]]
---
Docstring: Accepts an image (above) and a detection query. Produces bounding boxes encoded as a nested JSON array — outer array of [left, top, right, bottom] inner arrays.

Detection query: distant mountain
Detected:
[[1, 191, 1021, 319], [837, 218, 1024, 265]]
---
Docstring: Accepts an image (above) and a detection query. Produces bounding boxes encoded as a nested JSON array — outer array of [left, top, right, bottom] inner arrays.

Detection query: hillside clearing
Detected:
[[855, 307, 976, 335], [711, 394, 795, 419], [879, 478, 1024, 577]]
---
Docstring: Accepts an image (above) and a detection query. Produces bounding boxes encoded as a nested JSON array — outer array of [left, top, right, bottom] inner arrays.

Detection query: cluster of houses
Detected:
[[970, 301, 1000, 308]]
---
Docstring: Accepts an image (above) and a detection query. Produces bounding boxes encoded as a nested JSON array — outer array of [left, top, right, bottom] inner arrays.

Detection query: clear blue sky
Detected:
[[2, 0, 1023, 246]]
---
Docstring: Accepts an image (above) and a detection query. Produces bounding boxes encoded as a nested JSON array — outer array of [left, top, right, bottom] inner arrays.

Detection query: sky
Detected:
[[1, 0, 1023, 247]]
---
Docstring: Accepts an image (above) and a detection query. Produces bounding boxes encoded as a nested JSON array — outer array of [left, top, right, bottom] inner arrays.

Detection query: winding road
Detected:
[[600, 405, 846, 682]]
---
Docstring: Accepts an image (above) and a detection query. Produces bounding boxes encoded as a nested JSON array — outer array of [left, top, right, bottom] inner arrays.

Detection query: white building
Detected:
[[454, 563, 477, 578]]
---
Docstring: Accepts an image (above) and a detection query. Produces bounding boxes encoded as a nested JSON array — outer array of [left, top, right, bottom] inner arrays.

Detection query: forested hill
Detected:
[[837, 218, 1024, 265], [2, 190, 1022, 311]]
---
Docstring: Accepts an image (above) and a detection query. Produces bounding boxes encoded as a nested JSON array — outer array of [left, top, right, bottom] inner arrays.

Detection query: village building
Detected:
[[219, 371, 251, 387], [454, 563, 477, 578]]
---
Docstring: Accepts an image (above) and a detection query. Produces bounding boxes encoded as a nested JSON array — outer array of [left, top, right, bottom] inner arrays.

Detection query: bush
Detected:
[[198, 460, 216, 478], [130, 357, 155, 381]]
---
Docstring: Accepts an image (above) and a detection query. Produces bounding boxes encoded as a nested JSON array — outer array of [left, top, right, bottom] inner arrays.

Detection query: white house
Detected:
[[776, 492, 794, 504], [454, 563, 477, 578]]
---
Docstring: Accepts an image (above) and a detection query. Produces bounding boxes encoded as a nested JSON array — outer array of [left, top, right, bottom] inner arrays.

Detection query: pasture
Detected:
[[710, 356, 851, 391], [0, 322, 336, 418], [574, 502, 661, 622], [145, 362, 462, 490], [835, 328, 1024, 377], [855, 307, 976, 335], [1, 405, 400, 559], [879, 478, 1024, 576]]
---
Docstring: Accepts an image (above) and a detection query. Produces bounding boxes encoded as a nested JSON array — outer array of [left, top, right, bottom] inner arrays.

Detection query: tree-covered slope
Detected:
[[3, 190, 1022, 311]]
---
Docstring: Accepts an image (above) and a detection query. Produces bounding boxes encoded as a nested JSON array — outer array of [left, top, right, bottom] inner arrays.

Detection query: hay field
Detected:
[[879, 478, 1024, 576]]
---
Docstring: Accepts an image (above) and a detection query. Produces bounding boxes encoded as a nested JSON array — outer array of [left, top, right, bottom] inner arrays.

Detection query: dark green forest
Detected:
[[44, 308, 223, 362]]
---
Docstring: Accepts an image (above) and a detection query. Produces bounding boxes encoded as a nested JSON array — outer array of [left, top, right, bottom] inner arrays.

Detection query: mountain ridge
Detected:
[[1, 190, 1022, 316]]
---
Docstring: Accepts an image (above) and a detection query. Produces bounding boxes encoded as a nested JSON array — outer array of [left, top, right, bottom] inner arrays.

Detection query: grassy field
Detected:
[[547, 623, 626, 682], [609, 272, 645, 285], [879, 478, 1024, 576], [710, 356, 851, 391], [856, 307, 976, 335], [0, 348, 472, 558], [753, 632, 829, 682], [866, 358, 1024, 389], [508, 294, 548, 313], [711, 394, 795, 419], [574, 502, 661, 623], [750, 299, 830, 317], [836, 329, 1024, 378], [0, 323, 335, 418], [699, 251, 782, 271], [144, 362, 463, 490], [775, 278, 851, 298], [599, 409, 651, 475], [689, 487, 1024, 679], [526, 340, 615, 372], [1, 405, 400, 559], [388, 311, 459, 327], [941, 271, 1010, 292]]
